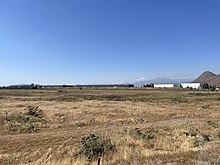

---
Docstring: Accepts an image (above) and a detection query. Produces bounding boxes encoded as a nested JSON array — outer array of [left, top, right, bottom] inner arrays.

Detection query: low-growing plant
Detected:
[[9, 123, 21, 131], [193, 133, 212, 147], [201, 133, 211, 142], [25, 122, 39, 133], [193, 138, 206, 147], [129, 128, 156, 141], [3, 112, 27, 123], [78, 133, 116, 160], [217, 130, 220, 139], [207, 120, 220, 128]]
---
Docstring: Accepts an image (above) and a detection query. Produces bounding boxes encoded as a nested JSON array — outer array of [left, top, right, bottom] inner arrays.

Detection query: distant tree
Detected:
[[202, 83, 210, 89], [30, 83, 39, 89], [143, 83, 154, 87], [211, 86, 216, 91]]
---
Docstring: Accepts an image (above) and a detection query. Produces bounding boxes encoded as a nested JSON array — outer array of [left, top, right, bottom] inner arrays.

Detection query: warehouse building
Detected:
[[154, 84, 175, 88], [180, 83, 201, 89]]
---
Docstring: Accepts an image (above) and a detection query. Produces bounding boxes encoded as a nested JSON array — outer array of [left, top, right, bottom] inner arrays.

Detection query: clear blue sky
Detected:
[[0, 0, 220, 85]]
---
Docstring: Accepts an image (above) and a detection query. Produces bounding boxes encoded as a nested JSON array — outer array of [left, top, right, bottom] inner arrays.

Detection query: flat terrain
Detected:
[[0, 88, 220, 165]]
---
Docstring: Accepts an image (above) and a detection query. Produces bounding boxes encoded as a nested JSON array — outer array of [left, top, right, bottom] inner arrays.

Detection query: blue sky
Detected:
[[0, 0, 220, 85]]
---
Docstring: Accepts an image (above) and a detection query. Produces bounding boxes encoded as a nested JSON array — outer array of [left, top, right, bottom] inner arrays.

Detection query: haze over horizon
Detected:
[[0, 0, 220, 86]]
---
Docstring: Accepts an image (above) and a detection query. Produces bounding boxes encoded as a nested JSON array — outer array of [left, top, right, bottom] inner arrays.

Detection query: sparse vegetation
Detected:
[[0, 106, 47, 133], [0, 88, 220, 164]]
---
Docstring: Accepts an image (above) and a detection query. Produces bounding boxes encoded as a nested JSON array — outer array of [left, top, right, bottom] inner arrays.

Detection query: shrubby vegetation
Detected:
[[77, 133, 116, 160], [0, 106, 47, 133]]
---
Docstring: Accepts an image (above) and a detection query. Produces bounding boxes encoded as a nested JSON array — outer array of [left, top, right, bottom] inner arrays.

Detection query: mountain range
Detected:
[[134, 71, 220, 87], [134, 77, 194, 87]]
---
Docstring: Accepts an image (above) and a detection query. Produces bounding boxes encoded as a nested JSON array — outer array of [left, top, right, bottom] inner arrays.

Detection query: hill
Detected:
[[193, 71, 220, 86]]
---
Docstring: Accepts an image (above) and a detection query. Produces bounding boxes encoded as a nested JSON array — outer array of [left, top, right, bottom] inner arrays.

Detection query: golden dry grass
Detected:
[[0, 88, 220, 165]]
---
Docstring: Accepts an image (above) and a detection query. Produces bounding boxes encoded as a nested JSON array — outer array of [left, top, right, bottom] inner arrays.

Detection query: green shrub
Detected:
[[78, 133, 116, 160]]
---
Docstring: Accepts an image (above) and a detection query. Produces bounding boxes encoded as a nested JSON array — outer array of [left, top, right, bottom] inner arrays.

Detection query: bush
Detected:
[[78, 133, 116, 160]]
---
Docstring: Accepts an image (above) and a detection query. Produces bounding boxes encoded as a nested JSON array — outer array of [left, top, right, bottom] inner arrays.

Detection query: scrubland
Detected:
[[0, 88, 220, 165]]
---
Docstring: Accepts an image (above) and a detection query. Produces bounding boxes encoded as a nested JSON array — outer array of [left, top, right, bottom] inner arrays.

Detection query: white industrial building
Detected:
[[181, 83, 201, 89], [154, 84, 175, 88]]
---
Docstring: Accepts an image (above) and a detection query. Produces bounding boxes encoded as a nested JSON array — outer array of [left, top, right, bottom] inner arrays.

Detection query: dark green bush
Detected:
[[78, 133, 116, 160]]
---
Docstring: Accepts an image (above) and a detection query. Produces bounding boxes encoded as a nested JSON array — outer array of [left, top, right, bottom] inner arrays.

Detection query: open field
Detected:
[[0, 88, 220, 165]]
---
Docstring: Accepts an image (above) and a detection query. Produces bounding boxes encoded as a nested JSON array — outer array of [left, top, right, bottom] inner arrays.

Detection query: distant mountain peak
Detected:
[[201, 71, 216, 76], [193, 71, 220, 86]]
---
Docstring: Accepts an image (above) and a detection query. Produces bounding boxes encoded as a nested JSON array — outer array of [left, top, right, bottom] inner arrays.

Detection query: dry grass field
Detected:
[[0, 88, 220, 165]]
